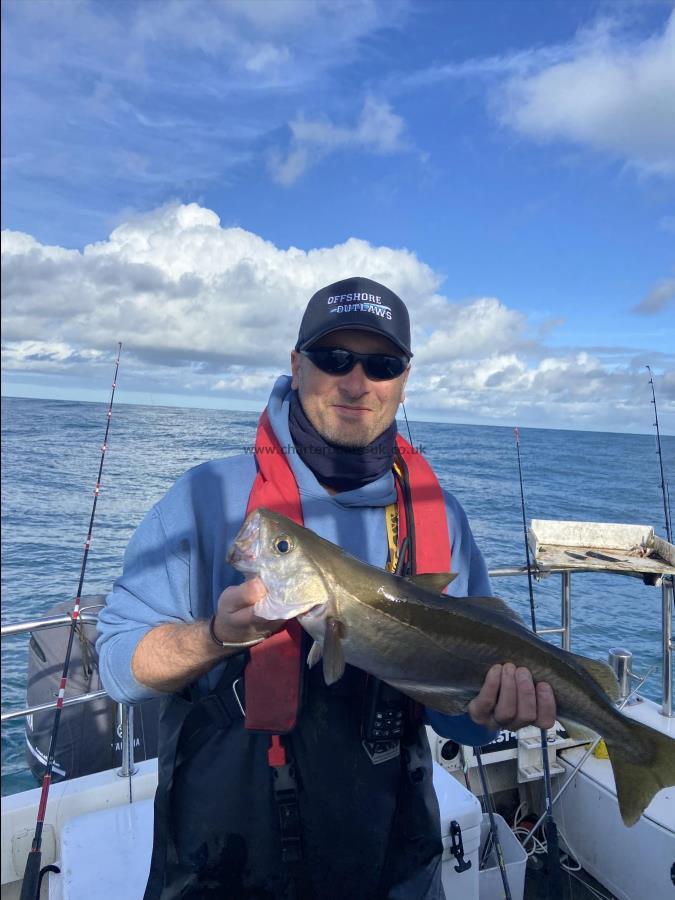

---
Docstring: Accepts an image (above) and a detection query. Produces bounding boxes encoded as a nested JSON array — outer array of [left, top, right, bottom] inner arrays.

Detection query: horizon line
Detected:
[[2, 388, 671, 440]]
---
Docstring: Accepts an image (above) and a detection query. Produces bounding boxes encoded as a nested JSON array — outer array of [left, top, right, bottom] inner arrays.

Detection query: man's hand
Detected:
[[212, 577, 286, 646], [467, 663, 556, 732]]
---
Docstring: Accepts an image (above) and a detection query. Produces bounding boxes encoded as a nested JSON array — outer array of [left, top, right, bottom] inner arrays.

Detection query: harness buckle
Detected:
[[232, 677, 245, 716], [198, 674, 246, 730], [272, 759, 303, 864]]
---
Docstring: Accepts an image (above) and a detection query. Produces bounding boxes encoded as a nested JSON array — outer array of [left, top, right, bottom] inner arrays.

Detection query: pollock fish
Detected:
[[227, 508, 675, 827]]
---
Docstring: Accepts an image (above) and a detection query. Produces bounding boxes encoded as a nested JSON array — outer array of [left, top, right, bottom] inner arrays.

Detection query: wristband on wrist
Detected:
[[208, 614, 266, 649]]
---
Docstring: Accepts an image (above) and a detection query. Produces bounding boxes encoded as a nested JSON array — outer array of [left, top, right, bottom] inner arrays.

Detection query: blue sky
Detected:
[[2, 0, 674, 433]]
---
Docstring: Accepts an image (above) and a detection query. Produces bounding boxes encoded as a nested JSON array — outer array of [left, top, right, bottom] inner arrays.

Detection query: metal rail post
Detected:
[[662, 576, 673, 718], [116, 703, 138, 777], [561, 571, 571, 651]]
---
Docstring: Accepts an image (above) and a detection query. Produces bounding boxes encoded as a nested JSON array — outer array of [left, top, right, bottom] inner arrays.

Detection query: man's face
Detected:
[[290, 329, 410, 448]]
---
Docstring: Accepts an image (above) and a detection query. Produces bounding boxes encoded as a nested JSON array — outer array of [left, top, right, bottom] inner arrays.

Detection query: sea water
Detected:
[[1, 396, 673, 795]]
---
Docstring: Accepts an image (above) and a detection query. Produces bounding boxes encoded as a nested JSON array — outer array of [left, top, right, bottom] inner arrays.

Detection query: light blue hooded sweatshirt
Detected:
[[97, 377, 496, 746]]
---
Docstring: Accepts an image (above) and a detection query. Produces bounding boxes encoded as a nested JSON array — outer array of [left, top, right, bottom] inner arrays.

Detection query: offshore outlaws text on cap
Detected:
[[295, 277, 413, 358]]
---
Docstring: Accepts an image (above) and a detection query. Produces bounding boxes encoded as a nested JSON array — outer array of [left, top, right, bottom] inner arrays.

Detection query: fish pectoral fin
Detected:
[[406, 572, 457, 593], [568, 653, 620, 702], [322, 618, 346, 685], [307, 641, 323, 669], [454, 595, 527, 627]]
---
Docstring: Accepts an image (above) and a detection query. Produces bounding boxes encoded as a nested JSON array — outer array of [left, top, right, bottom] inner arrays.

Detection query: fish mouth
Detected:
[[227, 510, 261, 574]]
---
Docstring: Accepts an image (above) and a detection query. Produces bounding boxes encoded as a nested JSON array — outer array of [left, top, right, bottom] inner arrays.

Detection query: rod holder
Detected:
[[608, 648, 633, 703]]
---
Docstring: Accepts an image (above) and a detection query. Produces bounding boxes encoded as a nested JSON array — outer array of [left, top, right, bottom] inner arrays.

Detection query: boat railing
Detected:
[[0, 690, 109, 723], [1, 565, 673, 783], [1, 612, 100, 638], [1, 614, 104, 722], [489, 564, 673, 718]]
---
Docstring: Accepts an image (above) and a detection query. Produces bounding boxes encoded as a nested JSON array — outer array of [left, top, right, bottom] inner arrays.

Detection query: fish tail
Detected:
[[605, 717, 675, 826]]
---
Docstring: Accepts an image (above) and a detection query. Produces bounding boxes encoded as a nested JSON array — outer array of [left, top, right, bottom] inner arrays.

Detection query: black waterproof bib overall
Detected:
[[143, 651, 445, 900]]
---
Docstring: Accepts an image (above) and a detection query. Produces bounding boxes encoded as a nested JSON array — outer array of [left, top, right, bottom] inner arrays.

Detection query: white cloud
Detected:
[[400, 42, 567, 88], [399, 11, 675, 177], [131, 0, 300, 76], [270, 97, 408, 185], [6, 0, 405, 92], [496, 12, 675, 176], [212, 371, 278, 396], [1, 201, 434, 373], [407, 351, 672, 432], [244, 44, 291, 75], [2, 202, 672, 432], [1, 341, 107, 372], [631, 277, 675, 315], [414, 299, 529, 364]]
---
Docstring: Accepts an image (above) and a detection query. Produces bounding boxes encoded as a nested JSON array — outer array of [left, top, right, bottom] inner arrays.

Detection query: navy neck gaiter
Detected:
[[288, 390, 397, 492]]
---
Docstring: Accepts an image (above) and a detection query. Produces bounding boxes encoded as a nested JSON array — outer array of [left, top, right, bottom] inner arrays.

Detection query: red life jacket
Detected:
[[243, 407, 451, 735]]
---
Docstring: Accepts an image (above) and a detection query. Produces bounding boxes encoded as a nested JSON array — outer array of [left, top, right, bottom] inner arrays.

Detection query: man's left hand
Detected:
[[467, 663, 556, 732]]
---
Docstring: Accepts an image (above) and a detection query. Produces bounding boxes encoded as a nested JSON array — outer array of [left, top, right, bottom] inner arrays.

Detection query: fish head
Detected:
[[227, 508, 333, 622]]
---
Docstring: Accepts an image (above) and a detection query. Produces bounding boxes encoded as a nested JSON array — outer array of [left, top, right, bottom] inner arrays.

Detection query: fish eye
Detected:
[[274, 535, 294, 555]]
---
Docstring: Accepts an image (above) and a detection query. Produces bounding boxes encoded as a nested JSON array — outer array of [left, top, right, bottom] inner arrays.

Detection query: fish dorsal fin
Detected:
[[405, 572, 457, 593], [322, 617, 346, 685], [568, 652, 620, 701], [454, 595, 527, 627]]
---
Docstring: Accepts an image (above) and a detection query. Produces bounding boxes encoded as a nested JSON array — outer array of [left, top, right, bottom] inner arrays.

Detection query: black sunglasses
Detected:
[[301, 348, 409, 381]]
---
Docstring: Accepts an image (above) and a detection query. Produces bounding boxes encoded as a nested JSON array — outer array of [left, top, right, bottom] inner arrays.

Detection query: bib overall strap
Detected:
[[268, 735, 303, 867], [174, 657, 248, 767]]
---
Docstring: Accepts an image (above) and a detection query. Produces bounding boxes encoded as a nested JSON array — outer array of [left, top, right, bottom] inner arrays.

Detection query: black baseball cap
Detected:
[[295, 277, 413, 358]]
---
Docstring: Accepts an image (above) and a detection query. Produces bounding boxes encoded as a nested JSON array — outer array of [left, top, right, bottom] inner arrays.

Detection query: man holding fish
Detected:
[[97, 276, 558, 898]]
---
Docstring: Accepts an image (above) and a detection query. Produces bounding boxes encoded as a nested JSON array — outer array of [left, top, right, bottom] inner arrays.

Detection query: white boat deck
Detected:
[[49, 800, 154, 900], [1, 758, 158, 896]]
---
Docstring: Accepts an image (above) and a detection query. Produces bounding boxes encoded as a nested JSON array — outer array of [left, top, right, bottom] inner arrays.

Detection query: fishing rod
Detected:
[[20, 343, 122, 900], [514, 427, 564, 899], [514, 428, 537, 633], [646, 366, 673, 545], [400, 401, 414, 445]]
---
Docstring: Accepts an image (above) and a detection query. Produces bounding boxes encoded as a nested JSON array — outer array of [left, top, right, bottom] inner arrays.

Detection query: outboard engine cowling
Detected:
[[25, 596, 160, 783]]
